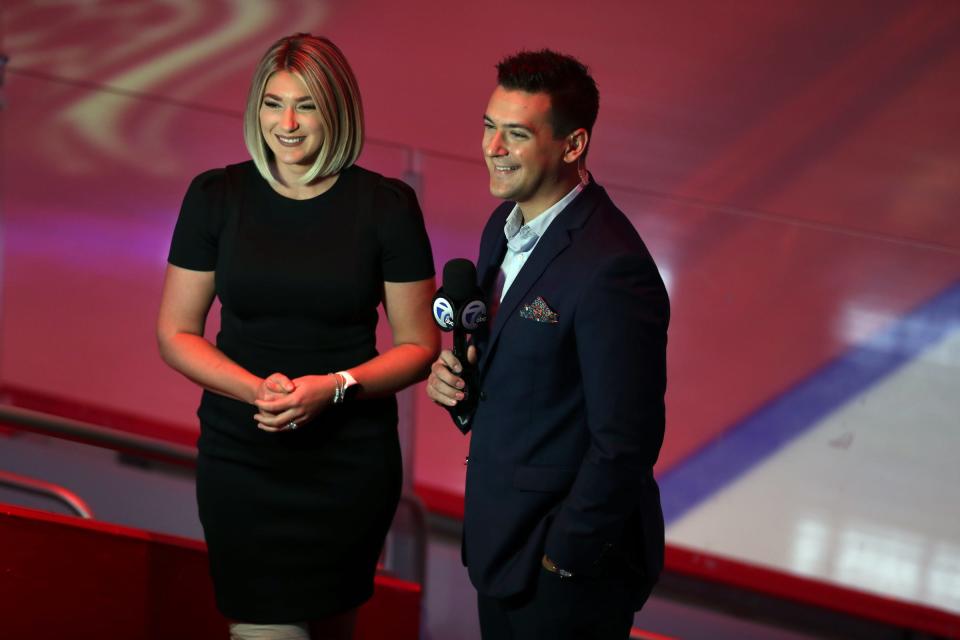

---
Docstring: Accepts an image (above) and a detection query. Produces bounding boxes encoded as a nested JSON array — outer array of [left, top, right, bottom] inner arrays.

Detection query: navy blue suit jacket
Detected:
[[457, 179, 670, 608]]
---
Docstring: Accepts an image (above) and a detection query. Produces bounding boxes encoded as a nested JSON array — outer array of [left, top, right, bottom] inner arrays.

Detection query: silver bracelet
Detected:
[[332, 372, 346, 404]]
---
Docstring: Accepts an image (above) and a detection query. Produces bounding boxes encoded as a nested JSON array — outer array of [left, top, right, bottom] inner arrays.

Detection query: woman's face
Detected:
[[259, 71, 323, 178]]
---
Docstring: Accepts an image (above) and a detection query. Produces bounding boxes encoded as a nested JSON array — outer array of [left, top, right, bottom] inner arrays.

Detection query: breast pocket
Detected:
[[502, 315, 566, 362]]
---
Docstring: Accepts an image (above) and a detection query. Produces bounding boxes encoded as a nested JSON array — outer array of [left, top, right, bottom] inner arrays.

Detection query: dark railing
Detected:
[[0, 468, 94, 518]]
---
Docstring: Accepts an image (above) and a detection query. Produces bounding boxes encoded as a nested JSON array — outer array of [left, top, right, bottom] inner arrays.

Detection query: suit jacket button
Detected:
[[479, 391, 487, 401], [464, 456, 470, 466]]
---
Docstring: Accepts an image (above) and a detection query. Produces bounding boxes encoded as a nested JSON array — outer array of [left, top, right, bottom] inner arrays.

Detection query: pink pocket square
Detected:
[[519, 296, 559, 323]]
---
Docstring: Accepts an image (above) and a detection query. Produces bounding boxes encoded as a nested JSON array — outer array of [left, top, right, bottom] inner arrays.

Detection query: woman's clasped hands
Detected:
[[254, 372, 338, 432]]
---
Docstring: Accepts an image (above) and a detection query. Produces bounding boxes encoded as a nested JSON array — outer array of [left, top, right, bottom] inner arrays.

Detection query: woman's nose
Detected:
[[282, 107, 298, 131]]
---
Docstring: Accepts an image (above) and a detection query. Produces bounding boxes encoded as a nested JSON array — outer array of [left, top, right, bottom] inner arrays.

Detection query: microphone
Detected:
[[432, 259, 487, 425]]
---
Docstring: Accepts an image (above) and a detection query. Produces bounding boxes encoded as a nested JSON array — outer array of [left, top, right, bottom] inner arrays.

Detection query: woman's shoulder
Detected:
[[184, 161, 260, 206], [187, 167, 225, 191], [346, 167, 433, 275], [188, 160, 256, 188], [180, 168, 226, 214], [180, 162, 254, 224], [348, 164, 419, 212]]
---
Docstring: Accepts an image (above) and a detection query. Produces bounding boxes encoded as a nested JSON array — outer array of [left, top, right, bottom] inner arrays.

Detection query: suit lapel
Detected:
[[477, 222, 508, 300], [478, 183, 602, 374]]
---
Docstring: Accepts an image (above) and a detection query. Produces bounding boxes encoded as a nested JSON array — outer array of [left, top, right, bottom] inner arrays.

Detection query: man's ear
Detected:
[[563, 128, 589, 163]]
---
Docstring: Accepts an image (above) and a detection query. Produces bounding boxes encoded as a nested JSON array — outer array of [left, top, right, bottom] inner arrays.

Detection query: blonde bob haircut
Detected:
[[243, 33, 364, 185]]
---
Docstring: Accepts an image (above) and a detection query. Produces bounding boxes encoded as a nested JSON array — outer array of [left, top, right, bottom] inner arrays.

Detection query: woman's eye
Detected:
[[263, 100, 281, 109], [298, 103, 317, 111]]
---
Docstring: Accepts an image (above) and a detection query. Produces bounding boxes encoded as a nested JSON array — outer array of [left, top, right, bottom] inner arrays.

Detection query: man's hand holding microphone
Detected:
[[426, 259, 487, 429]]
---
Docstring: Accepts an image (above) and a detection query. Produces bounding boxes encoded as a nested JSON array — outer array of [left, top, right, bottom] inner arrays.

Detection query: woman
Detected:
[[157, 34, 439, 640]]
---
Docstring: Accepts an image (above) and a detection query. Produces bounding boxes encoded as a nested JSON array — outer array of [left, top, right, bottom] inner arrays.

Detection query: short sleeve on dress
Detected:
[[375, 178, 435, 282], [167, 169, 227, 271]]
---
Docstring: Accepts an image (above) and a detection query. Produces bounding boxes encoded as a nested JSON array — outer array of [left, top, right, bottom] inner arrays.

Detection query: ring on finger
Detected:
[[284, 421, 298, 431]]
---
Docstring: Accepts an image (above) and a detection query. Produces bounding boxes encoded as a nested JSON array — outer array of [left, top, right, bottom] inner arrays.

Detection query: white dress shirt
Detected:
[[492, 181, 587, 306]]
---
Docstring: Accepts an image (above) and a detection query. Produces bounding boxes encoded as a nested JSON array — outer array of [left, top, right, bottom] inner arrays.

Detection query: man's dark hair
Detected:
[[496, 49, 599, 139]]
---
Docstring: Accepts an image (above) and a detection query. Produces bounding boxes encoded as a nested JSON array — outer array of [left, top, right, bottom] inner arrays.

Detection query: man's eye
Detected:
[[510, 132, 528, 140]]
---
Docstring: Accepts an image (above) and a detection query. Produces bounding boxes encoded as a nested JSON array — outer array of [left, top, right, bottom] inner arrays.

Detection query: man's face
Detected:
[[482, 86, 569, 216]]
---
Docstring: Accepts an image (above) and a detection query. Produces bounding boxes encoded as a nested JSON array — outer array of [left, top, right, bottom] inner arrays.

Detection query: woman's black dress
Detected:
[[167, 161, 434, 623]]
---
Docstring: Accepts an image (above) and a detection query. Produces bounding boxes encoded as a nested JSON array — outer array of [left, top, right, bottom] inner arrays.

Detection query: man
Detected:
[[427, 50, 669, 639]]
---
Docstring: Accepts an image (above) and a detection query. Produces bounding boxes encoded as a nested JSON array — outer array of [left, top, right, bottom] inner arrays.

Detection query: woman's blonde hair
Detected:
[[243, 34, 364, 185]]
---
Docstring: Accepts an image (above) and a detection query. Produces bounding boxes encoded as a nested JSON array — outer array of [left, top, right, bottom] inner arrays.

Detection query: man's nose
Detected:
[[485, 131, 505, 156]]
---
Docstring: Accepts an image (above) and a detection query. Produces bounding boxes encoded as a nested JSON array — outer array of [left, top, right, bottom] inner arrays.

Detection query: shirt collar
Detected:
[[503, 179, 587, 253]]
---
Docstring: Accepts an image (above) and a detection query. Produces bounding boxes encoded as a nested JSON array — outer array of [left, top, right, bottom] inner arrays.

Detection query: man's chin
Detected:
[[488, 180, 517, 201]]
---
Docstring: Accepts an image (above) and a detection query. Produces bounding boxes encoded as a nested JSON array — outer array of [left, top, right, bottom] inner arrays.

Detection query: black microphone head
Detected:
[[442, 258, 478, 303]]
